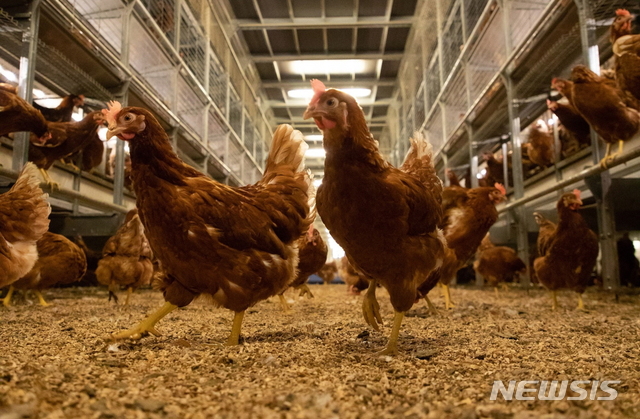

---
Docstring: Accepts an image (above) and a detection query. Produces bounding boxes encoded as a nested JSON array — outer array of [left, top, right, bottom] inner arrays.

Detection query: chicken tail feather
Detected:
[[9, 163, 51, 241], [400, 132, 443, 199]]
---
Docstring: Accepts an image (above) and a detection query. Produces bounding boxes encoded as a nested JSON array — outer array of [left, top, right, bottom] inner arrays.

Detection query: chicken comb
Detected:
[[572, 189, 581, 200], [102, 100, 122, 126], [494, 183, 506, 196], [616, 9, 631, 16], [309, 79, 326, 106]]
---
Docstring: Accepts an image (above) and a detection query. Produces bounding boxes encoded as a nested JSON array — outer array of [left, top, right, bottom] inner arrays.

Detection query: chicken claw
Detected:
[[226, 311, 245, 346], [576, 293, 586, 311], [441, 284, 455, 309], [362, 279, 383, 331], [2, 286, 15, 307], [424, 295, 439, 316], [110, 301, 177, 340], [39, 168, 59, 191], [375, 311, 405, 356], [34, 290, 51, 307], [296, 284, 314, 299], [599, 141, 624, 169], [278, 294, 292, 313]]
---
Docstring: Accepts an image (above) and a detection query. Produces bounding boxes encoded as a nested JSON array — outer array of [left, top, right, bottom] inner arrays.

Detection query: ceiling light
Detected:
[[291, 59, 367, 75], [0, 65, 17, 82], [305, 148, 326, 158], [288, 88, 371, 99], [305, 134, 323, 142], [33, 89, 46, 98]]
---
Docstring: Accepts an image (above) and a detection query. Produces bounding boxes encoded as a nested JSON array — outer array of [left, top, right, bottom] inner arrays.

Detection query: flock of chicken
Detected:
[[1, 9, 637, 355]]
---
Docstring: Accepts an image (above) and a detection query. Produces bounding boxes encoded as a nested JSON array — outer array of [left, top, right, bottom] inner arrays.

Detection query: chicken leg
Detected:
[[38, 168, 59, 191], [550, 290, 558, 311], [577, 293, 586, 311], [362, 279, 382, 331], [424, 295, 439, 316], [111, 301, 177, 340], [376, 311, 405, 356], [599, 141, 624, 169], [494, 287, 500, 298], [226, 311, 245, 345], [441, 284, 455, 309], [2, 285, 15, 307], [278, 294, 292, 313], [34, 290, 50, 307], [296, 283, 314, 298], [124, 287, 133, 306]]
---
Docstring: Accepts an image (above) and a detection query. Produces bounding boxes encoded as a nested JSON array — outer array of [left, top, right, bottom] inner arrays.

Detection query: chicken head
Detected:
[[560, 190, 582, 211], [103, 101, 147, 141], [302, 80, 356, 133]]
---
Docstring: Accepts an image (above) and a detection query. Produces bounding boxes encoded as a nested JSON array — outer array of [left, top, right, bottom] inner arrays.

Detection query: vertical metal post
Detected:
[[576, 0, 619, 289], [113, 84, 129, 207], [501, 140, 509, 190], [442, 152, 449, 187], [173, 0, 182, 50], [467, 123, 479, 188], [435, 0, 445, 88], [12, 1, 41, 171]]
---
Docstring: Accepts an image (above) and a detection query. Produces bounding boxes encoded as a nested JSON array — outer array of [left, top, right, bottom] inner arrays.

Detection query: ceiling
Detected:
[[228, 0, 419, 177]]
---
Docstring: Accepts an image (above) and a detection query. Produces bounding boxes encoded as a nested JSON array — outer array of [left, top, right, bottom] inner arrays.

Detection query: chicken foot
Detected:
[[34, 290, 51, 307], [424, 295, 439, 316], [296, 283, 314, 298], [577, 293, 586, 311], [39, 168, 59, 191], [110, 301, 177, 340], [362, 279, 383, 331], [226, 311, 245, 346], [278, 294, 292, 313], [599, 141, 624, 169], [2, 286, 15, 307], [124, 287, 133, 306], [376, 311, 405, 356], [550, 290, 558, 311], [441, 284, 455, 309]]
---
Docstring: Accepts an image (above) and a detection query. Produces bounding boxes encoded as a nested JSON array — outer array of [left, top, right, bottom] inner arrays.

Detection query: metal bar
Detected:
[[251, 52, 404, 62], [261, 78, 397, 88], [12, 0, 41, 171], [235, 16, 414, 29]]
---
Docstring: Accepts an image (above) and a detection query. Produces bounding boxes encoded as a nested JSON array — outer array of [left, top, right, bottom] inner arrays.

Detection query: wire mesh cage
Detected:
[[415, 84, 426, 129], [176, 75, 205, 139], [207, 109, 227, 157], [66, 0, 124, 54], [441, 4, 465, 78], [242, 154, 254, 184], [442, 68, 467, 139], [140, 0, 176, 45], [507, 0, 550, 52], [228, 90, 243, 138], [425, 54, 441, 111], [463, 0, 491, 36], [209, 59, 228, 113], [179, 7, 207, 85], [243, 114, 255, 153], [226, 137, 243, 177], [426, 106, 444, 151]]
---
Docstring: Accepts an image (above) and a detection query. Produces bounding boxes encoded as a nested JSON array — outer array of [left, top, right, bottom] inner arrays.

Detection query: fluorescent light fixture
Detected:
[[288, 87, 371, 99], [33, 89, 46, 98], [291, 59, 366, 75], [0, 64, 17, 82], [35, 98, 63, 108], [305, 134, 323, 142], [313, 178, 323, 188], [305, 148, 326, 159]]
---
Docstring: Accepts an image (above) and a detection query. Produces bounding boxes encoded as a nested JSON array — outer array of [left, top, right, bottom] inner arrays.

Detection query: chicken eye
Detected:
[[123, 114, 133, 122], [326, 98, 338, 107]]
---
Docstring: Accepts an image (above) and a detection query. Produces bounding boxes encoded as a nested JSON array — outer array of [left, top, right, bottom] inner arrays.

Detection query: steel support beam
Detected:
[[12, 1, 41, 171], [236, 16, 414, 30], [251, 52, 404, 62], [576, 0, 619, 289]]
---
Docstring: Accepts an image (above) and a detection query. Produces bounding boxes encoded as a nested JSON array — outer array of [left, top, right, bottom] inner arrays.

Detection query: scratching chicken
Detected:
[[524, 120, 555, 167], [546, 98, 591, 155], [103, 101, 313, 345], [317, 261, 338, 285], [533, 190, 599, 310], [29, 111, 106, 188], [278, 227, 327, 310], [0, 88, 51, 144], [303, 80, 445, 355], [33, 94, 84, 122], [339, 256, 369, 295], [473, 234, 526, 297], [419, 183, 505, 309], [4, 232, 86, 306], [0, 163, 51, 290], [610, 10, 640, 101], [552, 67, 640, 167], [96, 210, 153, 305]]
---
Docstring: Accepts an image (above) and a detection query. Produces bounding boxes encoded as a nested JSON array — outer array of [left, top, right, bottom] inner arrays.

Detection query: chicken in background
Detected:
[[481, 151, 512, 186], [617, 232, 640, 287], [546, 97, 591, 156], [3, 232, 87, 306], [552, 66, 640, 167], [610, 9, 640, 102], [96, 209, 153, 305], [278, 227, 327, 311], [103, 100, 313, 345], [446, 168, 463, 187], [419, 183, 505, 310], [0, 163, 51, 291], [29, 111, 106, 188], [33, 94, 85, 123], [303, 80, 445, 355], [68, 134, 105, 173], [108, 148, 133, 191], [74, 235, 101, 286], [533, 212, 556, 258], [338, 256, 369, 295], [524, 119, 555, 167], [0, 87, 51, 144], [473, 233, 526, 297], [533, 190, 599, 310], [317, 261, 338, 285]]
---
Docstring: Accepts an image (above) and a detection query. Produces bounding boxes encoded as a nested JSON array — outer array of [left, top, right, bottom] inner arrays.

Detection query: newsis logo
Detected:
[[490, 380, 620, 401]]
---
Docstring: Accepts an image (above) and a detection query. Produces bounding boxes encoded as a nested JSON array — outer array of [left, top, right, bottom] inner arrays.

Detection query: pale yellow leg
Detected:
[[494, 287, 499, 298], [577, 294, 585, 311], [66, 162, 81, 172], [278, 294, 292, 312], [362, 279, 382, 331], [39, 168, 59, 190], [551, 290, 558, 311], [226, 311, 245, 346], [441, 284, 455, 309], [376, 311, 405, 356], [2, 286, 15, 307], [296, 283, 314, 299], [34, 290, 50, 307], [424, 295, 439, 316], [600, 142, 624, 169], [110, 301, 178, 340], [124, 287, 133, 306]]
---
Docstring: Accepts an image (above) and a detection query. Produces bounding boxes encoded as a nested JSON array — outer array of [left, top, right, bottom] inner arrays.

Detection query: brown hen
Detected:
[[33, 94, 84, 122], [0, 88, 50, 144], [317, 261, 338, 285], [525, 120, 555, 167], [338, 256, 369, 295], [0, 163, 51, 290], [610, 9, 640, 101], [4, 232, 86, 306], [473, 234, 526, 296], [103, 101, 313, 345], [303, 80, 445, 354]]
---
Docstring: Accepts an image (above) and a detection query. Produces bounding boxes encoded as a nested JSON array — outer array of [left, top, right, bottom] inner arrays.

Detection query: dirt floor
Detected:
[[1, 284, 639, 419]]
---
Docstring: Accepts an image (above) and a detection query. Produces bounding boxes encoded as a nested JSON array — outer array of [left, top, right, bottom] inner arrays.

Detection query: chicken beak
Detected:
[[302, 105, 316, 120]]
